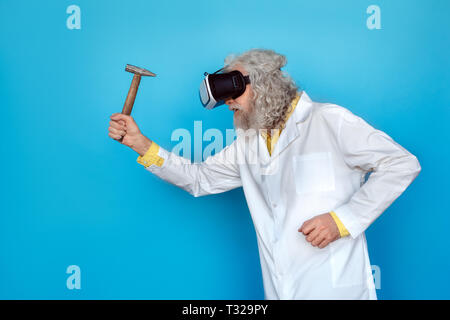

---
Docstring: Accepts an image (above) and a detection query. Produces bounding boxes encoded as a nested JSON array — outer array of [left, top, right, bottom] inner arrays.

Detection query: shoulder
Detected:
[[308, 100, 371, 138], [314, 102, 360, 124]]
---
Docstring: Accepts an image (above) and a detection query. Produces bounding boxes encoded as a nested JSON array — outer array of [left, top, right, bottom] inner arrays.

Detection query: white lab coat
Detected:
[[143, 91, 421, 299]]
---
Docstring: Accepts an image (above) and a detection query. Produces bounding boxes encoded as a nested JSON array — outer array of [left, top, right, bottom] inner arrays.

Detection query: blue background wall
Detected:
[[0, 0, 448, 299]]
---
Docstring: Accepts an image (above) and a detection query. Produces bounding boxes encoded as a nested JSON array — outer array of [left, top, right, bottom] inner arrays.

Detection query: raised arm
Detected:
[[108, 113, 242, 197]]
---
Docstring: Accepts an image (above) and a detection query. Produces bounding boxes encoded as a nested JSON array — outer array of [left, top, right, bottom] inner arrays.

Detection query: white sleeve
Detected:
[[329, 107, 422, 239], [144, 140, 242, 197]]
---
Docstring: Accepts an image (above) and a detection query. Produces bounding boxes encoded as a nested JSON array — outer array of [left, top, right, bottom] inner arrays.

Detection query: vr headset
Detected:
[[199, 66, 251, 110]]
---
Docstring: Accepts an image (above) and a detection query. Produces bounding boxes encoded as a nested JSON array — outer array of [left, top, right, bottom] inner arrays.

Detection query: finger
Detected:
[[108, 132, 122, 140], [311, 230, 328, 247], [109, 127, 126, 137], [110, 120, 126, 130], [109, 123, 126, 134], [299, 220, 315, 235], [318, 238, 330, 249], [305, 227, 320, 243]]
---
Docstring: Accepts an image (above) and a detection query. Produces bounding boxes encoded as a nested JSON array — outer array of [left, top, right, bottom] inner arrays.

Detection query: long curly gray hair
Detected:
[[224, 49, 299, 130]]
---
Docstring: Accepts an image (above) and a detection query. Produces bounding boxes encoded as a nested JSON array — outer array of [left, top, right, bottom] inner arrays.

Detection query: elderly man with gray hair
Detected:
[[108, 49, 421, 300]]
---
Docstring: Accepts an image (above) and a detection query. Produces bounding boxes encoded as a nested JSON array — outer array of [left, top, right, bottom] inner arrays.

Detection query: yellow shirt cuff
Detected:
[[330, 211, 350, 237], [136, 141, 164, 168]]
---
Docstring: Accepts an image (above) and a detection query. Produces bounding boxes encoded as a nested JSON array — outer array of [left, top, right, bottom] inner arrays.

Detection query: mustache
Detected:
[[229, 104, 243, 111]]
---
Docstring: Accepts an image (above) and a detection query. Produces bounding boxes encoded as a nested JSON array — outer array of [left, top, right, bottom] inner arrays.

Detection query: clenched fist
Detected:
[[108, 113, 152, 156], [298, 212, 341, 249]]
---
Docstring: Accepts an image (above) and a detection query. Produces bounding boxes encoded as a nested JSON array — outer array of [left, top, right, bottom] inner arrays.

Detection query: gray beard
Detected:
[[233, 111, 251, 130], [232, 102, 265, 131]]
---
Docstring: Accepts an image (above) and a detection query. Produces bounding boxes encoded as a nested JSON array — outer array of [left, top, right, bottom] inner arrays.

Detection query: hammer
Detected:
[[121, 64, 156, 115], [118, 64, 156, 142]]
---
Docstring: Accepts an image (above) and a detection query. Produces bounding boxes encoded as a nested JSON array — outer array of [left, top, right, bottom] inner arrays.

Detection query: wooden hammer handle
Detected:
[[121, 73, 141, 115]]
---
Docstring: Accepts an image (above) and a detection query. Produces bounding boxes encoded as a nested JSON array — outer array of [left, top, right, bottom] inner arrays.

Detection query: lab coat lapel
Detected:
[[257, 131, 271, 166], [270, 91, 314, 159]]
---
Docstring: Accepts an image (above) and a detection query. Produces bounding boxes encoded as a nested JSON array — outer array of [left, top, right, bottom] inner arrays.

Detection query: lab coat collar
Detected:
[[246, 90, 314, 166], [293, 90, 314, 124], [268, 90, 313, 159]]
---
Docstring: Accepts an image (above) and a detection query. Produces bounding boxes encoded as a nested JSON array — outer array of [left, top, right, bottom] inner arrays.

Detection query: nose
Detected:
[[225, 97, 234, 106]]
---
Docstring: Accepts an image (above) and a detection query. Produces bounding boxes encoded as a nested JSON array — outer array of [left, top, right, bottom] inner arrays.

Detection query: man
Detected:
[[108, 49, 421, 299]]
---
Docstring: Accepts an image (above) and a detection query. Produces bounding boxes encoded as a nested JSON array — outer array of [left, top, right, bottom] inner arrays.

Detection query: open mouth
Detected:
[[229, 105, 241, 113]]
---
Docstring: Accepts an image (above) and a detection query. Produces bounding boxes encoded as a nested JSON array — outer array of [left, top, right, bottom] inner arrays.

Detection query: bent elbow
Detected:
[[191, 191, 201, 198], [413, 156, 422, 175], [407, 155, 422, 180], [189, 185, 205, 198]]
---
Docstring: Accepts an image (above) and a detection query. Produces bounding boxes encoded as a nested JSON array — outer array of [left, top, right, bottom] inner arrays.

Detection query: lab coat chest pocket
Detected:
[[292, 152, 336, 195]]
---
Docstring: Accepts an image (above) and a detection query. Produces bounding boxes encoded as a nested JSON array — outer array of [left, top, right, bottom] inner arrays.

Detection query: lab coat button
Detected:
[[272, 203, 277, 208]]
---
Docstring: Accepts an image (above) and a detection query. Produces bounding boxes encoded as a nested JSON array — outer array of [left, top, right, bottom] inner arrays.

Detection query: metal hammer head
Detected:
[[125, 64, 156, 77]]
